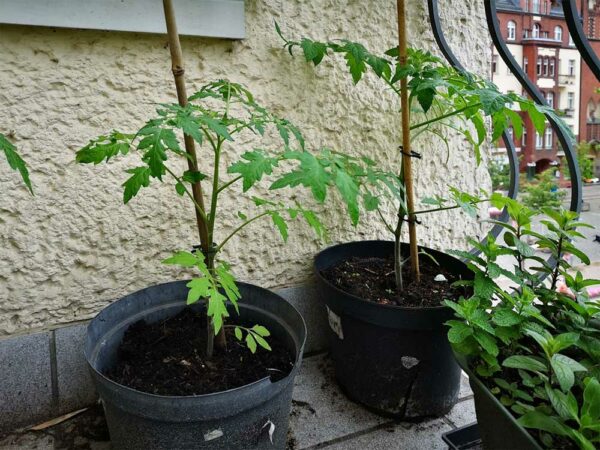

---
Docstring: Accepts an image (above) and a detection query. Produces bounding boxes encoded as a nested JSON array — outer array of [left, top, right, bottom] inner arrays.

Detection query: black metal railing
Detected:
[[427, 0, 587, 260]]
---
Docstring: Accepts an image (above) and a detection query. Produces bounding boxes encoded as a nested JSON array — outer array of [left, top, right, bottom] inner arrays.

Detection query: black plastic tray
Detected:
[[442, 422, 482, 450]]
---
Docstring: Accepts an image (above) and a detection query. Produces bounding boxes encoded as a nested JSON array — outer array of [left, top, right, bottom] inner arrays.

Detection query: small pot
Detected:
[[84, 280, 306, 450], [455, 354, 543, 450], [314, 240, 471, 418]]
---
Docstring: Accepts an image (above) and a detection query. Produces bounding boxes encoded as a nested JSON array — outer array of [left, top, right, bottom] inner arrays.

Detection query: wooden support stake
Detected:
[[162, 0, 210, 255], [397, 0, 420, 282]]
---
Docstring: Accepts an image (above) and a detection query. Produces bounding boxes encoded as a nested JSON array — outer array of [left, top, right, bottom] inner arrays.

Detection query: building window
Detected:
[[536, 131, 544, 149], [524, 0, 529, 12], [568, 59, 576, 76], [545, 127, 553, 148], [546, 91, 554, 108], [537, 56, 542, 75], [532, 0, 541, 13], [567, 92, 575, 110], [522, 128, 527, 148], [543, 57, 549, 76], [523, 56, 528, 73], [568, 33, 575, 46], [554, 26, 563, 42], [492, 54, 498, 74], [532, 23, 541, 38], [507, 21, 516, 41], [549, 58, 555, 76]]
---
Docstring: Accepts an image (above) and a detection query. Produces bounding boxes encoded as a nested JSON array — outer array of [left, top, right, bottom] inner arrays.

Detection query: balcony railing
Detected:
[[560, 108, 575, 117], [558, 73, 576, 86]]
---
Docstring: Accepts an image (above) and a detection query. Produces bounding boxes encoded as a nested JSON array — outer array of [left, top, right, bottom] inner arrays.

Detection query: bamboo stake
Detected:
[[162, 0, 226, 355], [162, 0, 210, 255], [397, 0, 420, 282]]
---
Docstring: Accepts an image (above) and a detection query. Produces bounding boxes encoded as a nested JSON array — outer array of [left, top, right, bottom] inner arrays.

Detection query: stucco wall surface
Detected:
[[0, 0, 492, 336]]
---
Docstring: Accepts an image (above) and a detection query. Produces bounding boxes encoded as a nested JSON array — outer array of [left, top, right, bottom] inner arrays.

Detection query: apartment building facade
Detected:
[[493, 0, 581, 174]]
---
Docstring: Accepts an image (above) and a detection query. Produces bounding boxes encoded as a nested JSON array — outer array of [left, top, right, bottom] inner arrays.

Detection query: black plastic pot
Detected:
[[84, 280, 306, 450], [441, 423, 482, 450], [314, 240, 471, 418], [455, 355, 543, 450]]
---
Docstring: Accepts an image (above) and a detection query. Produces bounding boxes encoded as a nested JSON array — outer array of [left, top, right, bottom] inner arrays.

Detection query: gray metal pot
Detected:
[[84, 280, 306, 449]]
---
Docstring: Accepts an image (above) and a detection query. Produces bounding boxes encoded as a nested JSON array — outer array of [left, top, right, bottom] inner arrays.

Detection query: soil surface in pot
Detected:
[[321, 255, 467, 307], [105, 308, 294, 396]]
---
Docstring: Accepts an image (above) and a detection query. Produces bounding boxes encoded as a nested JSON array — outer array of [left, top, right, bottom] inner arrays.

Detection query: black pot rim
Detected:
[[85, 280, 306, 401], [314, 240, 464, 312]]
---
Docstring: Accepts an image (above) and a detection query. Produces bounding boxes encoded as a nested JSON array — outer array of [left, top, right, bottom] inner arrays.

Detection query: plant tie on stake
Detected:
[[398, 145, 422, 159]]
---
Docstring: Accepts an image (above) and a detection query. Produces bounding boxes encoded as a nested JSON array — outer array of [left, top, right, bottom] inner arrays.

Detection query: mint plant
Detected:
[[276, 24, 571, 294], [1, 133, 33, 194], [446, 196, 600, 449]]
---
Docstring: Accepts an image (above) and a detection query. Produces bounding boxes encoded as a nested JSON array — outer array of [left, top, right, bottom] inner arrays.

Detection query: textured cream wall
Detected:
[[0, 0, 492, 336]]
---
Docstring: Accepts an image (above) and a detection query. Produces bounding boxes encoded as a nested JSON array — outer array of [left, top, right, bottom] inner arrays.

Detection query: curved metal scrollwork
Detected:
[[562, 0, 600, 81], [485, 0, 582, 213], [427, 0, 519, 242]]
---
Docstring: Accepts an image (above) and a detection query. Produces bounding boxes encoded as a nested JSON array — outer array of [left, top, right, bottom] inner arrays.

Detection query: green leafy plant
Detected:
[[522, 169, 566, 210], [276, 24, 571, 293], [446, 195, 600, 449], [76, 80, 345, 356], [489, 159, 510, 191], [1, 133, 33, 194], [575, 142, 596, 181]]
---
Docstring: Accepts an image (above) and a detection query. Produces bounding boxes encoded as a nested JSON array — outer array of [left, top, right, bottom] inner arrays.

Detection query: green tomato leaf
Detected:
[[234, 327, 243, 341], [253, 333, 272, 351], [251, 325, 270, 337], [270, 211, 289, 242], [162, 251, 199, 267], [246, 333, 257, 353], [228, 150, 279, 192], [122, 166, 151, 204]]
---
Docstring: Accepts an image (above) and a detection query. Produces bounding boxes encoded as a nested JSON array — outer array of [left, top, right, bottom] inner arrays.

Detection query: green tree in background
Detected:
[[575, 141, 595, 180], [521, 169, 565, 210], [488, 159, 510, 191]]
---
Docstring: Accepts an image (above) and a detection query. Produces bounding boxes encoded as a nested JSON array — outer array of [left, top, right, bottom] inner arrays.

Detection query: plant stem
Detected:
[[550, 234, 564, 291], [164, 166, 209, 224], [394, 214, 404, 291], [397, 0, 420, 284], [217, 175, 242, 194], [162, 0, 214, 357], [410, 103, 482, 131], [215, 211, 272, 253]]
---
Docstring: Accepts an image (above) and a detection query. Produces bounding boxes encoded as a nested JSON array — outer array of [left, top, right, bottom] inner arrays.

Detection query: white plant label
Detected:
[[203, 429, 224, 441], [326, 305, 344, 340]]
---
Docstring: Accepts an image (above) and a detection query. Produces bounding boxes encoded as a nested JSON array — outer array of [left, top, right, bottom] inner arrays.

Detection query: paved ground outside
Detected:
[[0, 352, 475, 450]]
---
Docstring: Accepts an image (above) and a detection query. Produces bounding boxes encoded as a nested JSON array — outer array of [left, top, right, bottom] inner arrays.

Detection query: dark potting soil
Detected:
[[106, 308, 294, 396], [321, 255, 467, 307]]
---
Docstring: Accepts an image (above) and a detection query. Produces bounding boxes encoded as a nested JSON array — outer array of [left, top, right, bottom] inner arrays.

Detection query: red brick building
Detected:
[[580, 1, 600, 148], [493, 0, 582, 174]]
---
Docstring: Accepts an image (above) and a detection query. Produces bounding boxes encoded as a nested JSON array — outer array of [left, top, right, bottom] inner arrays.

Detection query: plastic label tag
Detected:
[[204, 429, 224, 441], [326, 305, 344, 340]]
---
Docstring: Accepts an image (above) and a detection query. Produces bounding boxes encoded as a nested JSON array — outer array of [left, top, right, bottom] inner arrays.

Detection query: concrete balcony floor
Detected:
[[0, 353, 476, 450]]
